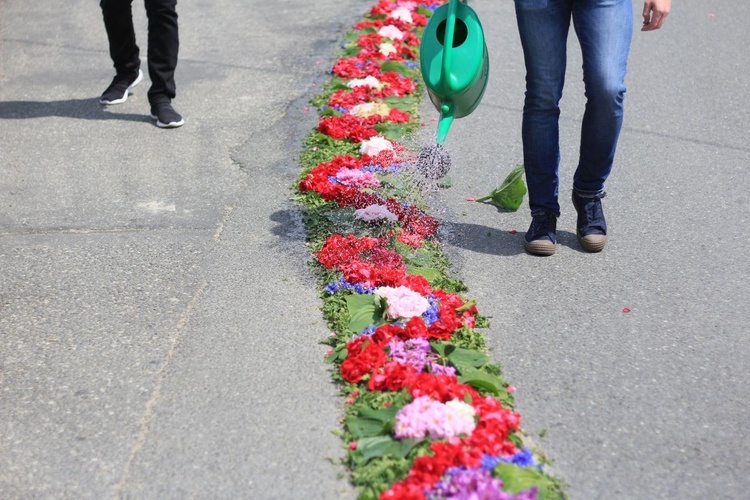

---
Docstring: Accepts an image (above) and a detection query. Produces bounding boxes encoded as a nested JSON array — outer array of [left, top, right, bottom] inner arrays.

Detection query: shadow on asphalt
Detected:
[[442, 221, 585, 256], [0, 99, 149, 123]]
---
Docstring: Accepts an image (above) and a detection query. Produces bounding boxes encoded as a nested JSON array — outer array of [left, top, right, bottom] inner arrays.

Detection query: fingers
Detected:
[[642, 1, 670, 31]]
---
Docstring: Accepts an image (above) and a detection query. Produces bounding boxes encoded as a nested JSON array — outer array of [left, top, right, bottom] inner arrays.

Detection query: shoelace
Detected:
[[581, 198, 605, 233]]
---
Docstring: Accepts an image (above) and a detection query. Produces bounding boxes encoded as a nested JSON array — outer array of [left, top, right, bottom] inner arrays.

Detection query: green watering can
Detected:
[[417, 0, 489, 179]]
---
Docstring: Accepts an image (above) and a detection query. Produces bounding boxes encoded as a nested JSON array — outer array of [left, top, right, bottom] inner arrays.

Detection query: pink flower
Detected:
[[375, 285, 430, 319], [335, 167, 381, 188], [354, 204, 398, 223], [378, 25, 404, 40], [346, 76, 381, 89], [360, 136, 394, 156], [394, 396, 476, 440], [390, 7, 414, 24]]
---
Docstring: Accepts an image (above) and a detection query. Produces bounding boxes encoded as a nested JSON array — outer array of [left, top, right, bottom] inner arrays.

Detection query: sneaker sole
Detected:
[[577, 233, 607, 253], [150, 114, 185, 128], [524, 239, 556, 256], [99, 69, 143, 105]]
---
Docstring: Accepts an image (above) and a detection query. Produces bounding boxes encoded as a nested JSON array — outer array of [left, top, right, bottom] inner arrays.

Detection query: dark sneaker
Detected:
[[100, 69, 143, 105], [572, 191, 607, 252], [524, 211, 557, 256], [149, 99, 184, 128]]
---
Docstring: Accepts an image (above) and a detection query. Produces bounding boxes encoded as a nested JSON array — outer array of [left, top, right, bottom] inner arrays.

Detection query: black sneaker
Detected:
[[149, 99, 184, 128], [100, 69, 143, 105], [572, 191, 607, 252], [524, 211, 558, 256]]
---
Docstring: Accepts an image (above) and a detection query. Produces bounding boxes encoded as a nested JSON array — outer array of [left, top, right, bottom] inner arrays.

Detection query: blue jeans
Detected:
[[514, 0, 633, 215]]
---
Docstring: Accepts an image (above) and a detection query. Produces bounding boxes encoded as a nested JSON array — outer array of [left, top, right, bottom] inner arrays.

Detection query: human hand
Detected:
[[642, 0, 671, 31]]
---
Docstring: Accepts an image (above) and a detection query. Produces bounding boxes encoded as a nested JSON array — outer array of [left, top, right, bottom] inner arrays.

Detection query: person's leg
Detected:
[[572, 0, 633, 198], [99, 0, 142, 104], [100, 0, 140, 76], [144, 0, 179, 101], [515, 0, 573, 217], [570, 0, 632, 251]]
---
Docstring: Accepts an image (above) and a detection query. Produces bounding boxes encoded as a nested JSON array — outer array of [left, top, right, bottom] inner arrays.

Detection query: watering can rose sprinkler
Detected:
[[417, 0, 489, 180]]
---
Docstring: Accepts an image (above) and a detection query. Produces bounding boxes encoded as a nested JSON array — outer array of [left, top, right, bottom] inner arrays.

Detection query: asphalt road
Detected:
[[1, 0, 748, 499]]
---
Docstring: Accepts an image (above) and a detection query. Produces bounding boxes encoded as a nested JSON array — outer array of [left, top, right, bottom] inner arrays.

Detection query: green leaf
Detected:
[[324, 344, 348, 364], [346, 294, 386, 333], [405, 264, 441, 283], [457, 369, 502, 395], [447, 347, 489, 372], [346, 405, 400, 438], [493, 463, 564, 499], [346, 416, 390, 438], [353, 436, 419, 465], [476, 164, 527, 211], [373, 122, 413, 140], [380, 61, 419, 78], [383, 95, 417, 111]]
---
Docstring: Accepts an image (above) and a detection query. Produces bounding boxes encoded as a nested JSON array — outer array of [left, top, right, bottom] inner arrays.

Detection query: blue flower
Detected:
[[481, 448, 537, 471], [422, 295, 440, 326]]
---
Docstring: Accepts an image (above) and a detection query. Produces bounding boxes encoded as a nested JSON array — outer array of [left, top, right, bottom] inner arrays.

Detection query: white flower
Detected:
[[445, 399, 477, 421], [359, 136, 394, 156], [350, 102, 390, 117], [354, 204, 398, 223], [346, 76, 381, 89], [378, 25, 404, 40], [379, 42, 398, 57], [391, 7, 414, 24]]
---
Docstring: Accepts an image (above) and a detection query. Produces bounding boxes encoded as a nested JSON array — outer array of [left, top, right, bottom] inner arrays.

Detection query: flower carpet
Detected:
[[294, 1, 564, 498]]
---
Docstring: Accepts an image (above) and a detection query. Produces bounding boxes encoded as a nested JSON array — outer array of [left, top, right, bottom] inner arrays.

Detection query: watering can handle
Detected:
[[441, 0, 464, 94]]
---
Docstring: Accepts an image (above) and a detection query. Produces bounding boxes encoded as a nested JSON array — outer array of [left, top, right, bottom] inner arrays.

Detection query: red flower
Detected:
[[341, 336, 388, 384], [367, 361, 417, 391]]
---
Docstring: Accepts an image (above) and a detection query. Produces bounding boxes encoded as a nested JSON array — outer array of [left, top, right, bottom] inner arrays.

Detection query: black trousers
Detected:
[[100, 0, 179, 101]]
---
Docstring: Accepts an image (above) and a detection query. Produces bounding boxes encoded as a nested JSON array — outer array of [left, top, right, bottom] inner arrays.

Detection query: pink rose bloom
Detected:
[[375, 286, 430, 319], [336, 167, 381, 188]]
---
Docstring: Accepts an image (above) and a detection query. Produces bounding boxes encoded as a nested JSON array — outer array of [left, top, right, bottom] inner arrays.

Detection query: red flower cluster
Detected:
[[317, 233, 380, 270], [355, 33, 418, 62], [328, 71, 416, 109], [366, 0, 436, 27], [332, 57, 384, 79], [299, 154, 439, 244], [341, 335, 389, 384], [318, 108, 409, 143]]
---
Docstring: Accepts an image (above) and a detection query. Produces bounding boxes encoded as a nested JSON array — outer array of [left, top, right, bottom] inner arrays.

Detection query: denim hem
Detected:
[[530, 209, 560, 218], [572, 188, 607, 199]]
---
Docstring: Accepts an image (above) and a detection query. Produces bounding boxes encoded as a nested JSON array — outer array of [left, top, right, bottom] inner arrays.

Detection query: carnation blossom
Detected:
[[346, 76, 381, 89], [360, 136, 394, 156], [391, 7, 414, 24], [355, 204, 398, 223], [375, 285, 430, 319], [394, 396, 477, 440], [378, 25, 404, 40]]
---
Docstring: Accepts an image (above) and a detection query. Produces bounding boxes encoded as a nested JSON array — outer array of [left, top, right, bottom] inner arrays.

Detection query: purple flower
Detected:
[[428, 468, 538, 500]]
